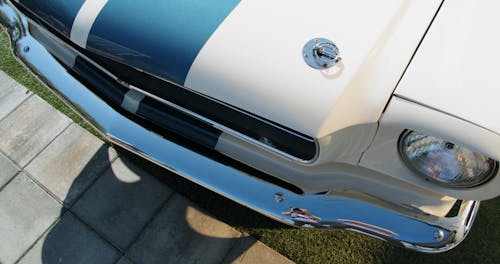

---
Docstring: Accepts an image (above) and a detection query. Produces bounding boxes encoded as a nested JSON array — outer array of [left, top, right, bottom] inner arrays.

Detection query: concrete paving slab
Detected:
[[0, 173, 61, 264], [116, 256, 134, 264], [26, 123, 117, 206], [0, 71, 32, 120], [0, 72, 293, 264], [126, 194, 241, 264], [0, 151, 19, 189], [71, 157, 172, 251], [0, 95, 71, 167], [18, 212, 121, 264], [223, 236, 294, 264], [0, 70, 13, 83]]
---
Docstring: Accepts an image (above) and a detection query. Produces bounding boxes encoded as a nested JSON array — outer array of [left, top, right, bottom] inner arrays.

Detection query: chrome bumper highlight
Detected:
[[0, 0, 479, 253]]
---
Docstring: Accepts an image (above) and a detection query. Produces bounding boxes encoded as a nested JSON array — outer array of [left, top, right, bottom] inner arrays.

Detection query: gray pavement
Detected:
[[0, 71, 293, 264]]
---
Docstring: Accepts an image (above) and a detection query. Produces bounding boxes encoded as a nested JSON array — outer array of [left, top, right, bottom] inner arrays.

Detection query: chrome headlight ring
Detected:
[[398, 130, 498, 188]]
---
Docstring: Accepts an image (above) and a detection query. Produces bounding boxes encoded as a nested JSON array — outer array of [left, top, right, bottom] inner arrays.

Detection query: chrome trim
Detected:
[[398, 130, 499, 188], [126, 83, 321, 164], [12, 0, 319, 164], [0, 1, 480, 253], [118, 73, 319, 164]]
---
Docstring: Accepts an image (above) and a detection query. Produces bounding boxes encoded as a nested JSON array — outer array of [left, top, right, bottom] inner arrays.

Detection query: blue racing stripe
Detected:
[[18, 0, 86, 37], [86, 0, 240, 85]]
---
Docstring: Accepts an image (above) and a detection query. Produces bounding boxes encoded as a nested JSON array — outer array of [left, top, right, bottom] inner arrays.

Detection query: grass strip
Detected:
[[0, 28, 104, 141], [1, 27, 499, 264]]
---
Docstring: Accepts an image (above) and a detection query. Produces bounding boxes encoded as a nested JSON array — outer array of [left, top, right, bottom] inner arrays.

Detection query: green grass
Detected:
[[0, 28, 103, 141], [136, 151, 500, 264], [1, 27, 499, 264]]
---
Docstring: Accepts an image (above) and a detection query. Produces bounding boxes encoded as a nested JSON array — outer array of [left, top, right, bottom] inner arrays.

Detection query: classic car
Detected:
[[1, 0, 498, 253]]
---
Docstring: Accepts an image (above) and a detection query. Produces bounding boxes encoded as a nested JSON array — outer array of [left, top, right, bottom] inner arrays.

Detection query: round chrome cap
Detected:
[[303, 38, 341, 69]]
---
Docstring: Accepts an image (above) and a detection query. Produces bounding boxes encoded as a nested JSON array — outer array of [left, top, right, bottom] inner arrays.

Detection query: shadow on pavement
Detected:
[[36, 145, 269, 264]]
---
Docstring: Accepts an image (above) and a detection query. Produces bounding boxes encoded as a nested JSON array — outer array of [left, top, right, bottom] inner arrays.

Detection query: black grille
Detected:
[[15, 1, 318, 161]]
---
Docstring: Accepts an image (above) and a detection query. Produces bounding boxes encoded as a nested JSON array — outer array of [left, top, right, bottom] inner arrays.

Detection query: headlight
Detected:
[[399, 130, 498, 188]]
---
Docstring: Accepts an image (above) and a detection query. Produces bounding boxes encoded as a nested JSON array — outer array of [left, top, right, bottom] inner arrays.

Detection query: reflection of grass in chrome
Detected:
[[0, 28, 103, 141], [130, 143, 500, 264], [1, 27, 499, 264]]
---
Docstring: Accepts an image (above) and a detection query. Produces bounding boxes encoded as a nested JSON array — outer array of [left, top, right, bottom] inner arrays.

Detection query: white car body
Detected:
[[189, 0, 500, 206], [1, 0, 498, 252]]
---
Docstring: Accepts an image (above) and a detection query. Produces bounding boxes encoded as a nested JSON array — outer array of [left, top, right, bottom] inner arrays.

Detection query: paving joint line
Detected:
[[0, 148, 21, 193], [12, 209, 67, 264], [114, 256, 134, 264], [66, 151, 119, 210], [0, 170, 21, 193], [121, 189, 177, 255], [63, 210, 124, 257], [220, 231, 247, 264], [16, 120, 78, 209], [63, 156, 145, 254], [0, 148, 15, 172], [0, 71, 292, 264], [0, 92, 33, 123], [21, 119, 74, 170], [111, 153, 251, 260], [61, 146, 119, 209], [23, 169, 71, 210]]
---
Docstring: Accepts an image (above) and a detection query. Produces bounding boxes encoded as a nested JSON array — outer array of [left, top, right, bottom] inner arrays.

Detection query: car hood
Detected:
[[394, 0, 500, 136], [18, 0, 442, 138]]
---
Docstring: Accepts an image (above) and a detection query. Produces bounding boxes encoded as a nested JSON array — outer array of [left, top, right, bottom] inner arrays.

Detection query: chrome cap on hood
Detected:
[[185, 0, 442, 138], [17, 0, 442, 138]]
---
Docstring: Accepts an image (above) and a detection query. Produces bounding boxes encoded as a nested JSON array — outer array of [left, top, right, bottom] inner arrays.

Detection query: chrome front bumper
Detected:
[[0, 0, 479, 253]]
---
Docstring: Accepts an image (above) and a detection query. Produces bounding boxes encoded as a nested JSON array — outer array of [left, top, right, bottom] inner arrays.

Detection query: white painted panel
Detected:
[[360, 97, 500, 200], [216, 132, 456, 216], [395, 0, 500, 135], [70, 0, 108, 48], [186, 0, 441, 138]]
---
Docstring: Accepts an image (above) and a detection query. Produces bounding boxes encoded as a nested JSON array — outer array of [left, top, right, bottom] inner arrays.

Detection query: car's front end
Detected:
[[1, 0, 498, 253]]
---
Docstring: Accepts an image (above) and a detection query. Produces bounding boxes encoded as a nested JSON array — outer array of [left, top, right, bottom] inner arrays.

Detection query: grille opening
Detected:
[[14, 1, 318, 162], [61, 56, 304, 195], [17, 1, 306, 193], [445, 200, 462, 218], [88, 53, 318, 161]]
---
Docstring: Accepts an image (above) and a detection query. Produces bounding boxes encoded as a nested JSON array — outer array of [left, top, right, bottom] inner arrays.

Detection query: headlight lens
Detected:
[[399, 130, 497, 188]]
